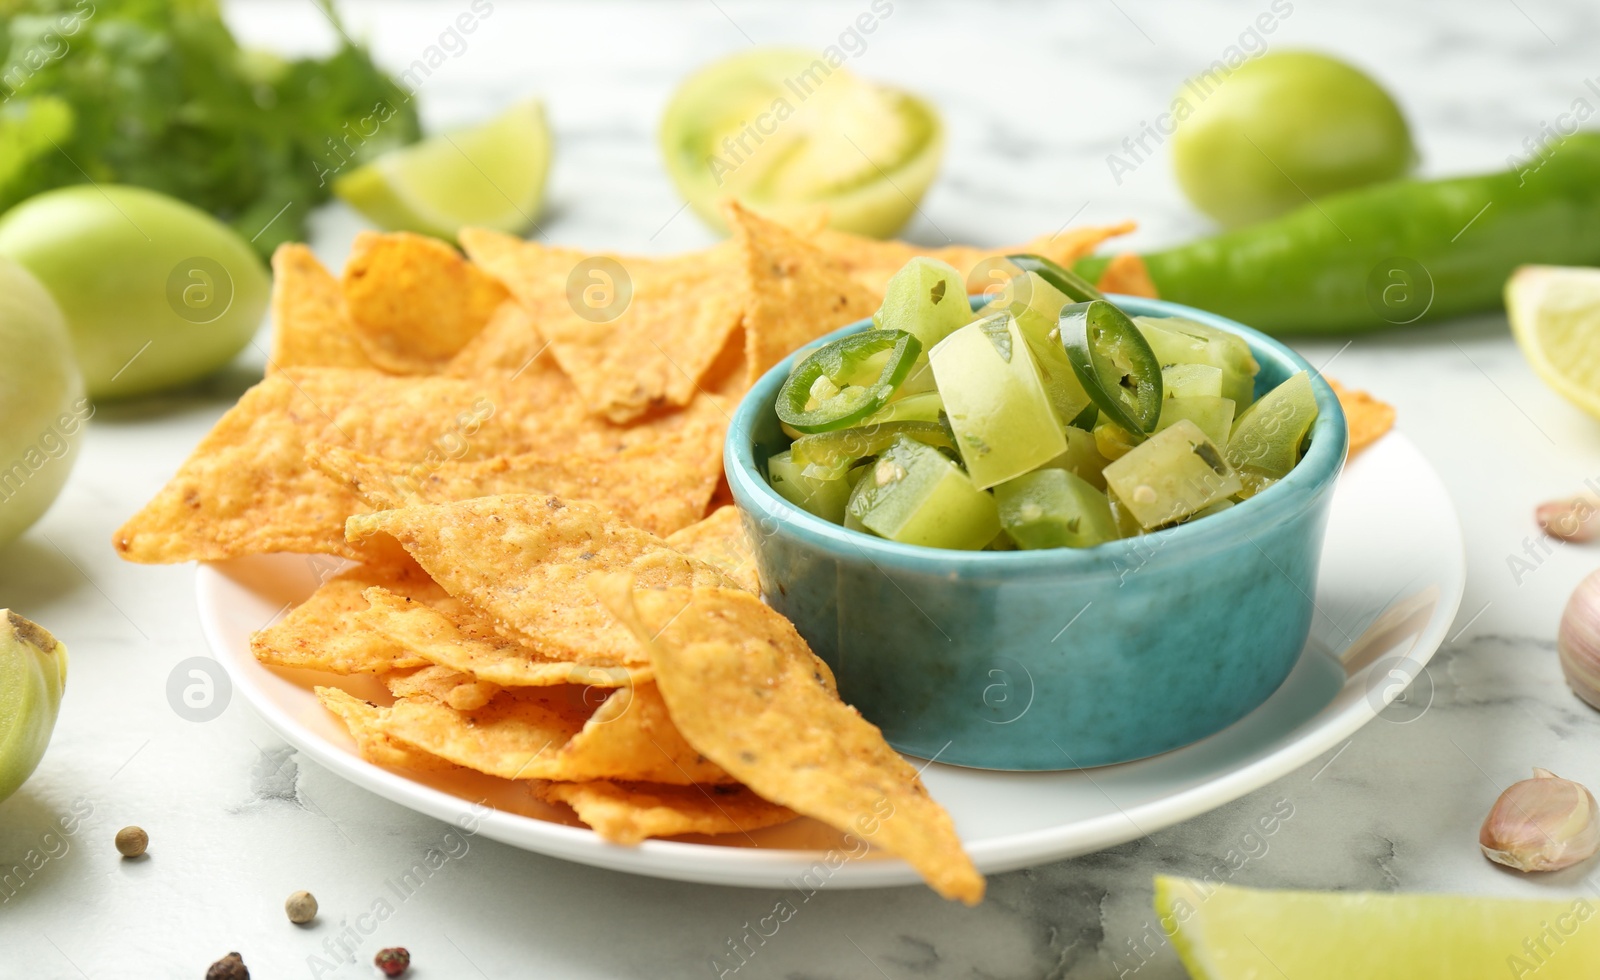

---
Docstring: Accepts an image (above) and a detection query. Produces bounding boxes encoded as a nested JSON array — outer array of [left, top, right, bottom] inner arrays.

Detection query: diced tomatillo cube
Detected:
[[845, 436, 999, 550], [1162, 363, 1224, 399], [930, 312, 1067, 489], [1102, 419, 1242, 529], [1157, 394, 1236, 449], [1040, 425, 1111, 490], [1226, 370, 1318, 498], [1092, 420, 1139, 461], [1135, 316, 1258, 407], [767, 449, 851, 523], [874, 257, 972, 351], [994, 468, 1117, 550], [982, 271, 1093, 425]]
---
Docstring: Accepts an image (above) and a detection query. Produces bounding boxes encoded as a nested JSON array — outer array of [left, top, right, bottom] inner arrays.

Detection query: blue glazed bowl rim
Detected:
[[725, 294, 1348, 576]]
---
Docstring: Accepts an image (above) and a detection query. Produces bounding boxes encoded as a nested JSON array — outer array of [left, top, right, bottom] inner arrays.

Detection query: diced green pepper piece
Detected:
[[862, 389, 944, 425], [790, 420, 955, 481], [1041, 425, 1111, 490], [845, 436, 1000, 550], [1103, 419, 1242, 529], [1135, 316, 1259, 407], [982, 272, 1093, 425], [766, 450, 851, 523], [994, 468, 1117, 550], [1226, 371, 1319, 499], [929, 311, 1067, 490], [1093, 420, 1139, 461], [1162, 363, 1224, 399], [1157, 395, 1236, 449], [874, 257, 972, 351]]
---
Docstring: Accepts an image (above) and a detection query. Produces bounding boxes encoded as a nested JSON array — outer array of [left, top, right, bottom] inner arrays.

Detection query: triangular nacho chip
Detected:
[[341, 231, 510, 373], [381, 687, 593, 779], [344, 494, 732, 666], [308, 407, 724, 538], [316, 687, 458, 771], [725, 201, 880, 383], [460, 227, 746, 422], [251, 559, 441, 674], [535, 781, 795, 844], [267, 244, 375, 372], [664, 506, 759, 594], [600, 583, 983, 904]]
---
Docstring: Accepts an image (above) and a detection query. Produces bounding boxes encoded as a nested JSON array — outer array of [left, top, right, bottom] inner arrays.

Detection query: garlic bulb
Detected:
[[1479, 769, 1600, 872], [1558, 569, 1600, 710], [1538, 493, 1600, 542]]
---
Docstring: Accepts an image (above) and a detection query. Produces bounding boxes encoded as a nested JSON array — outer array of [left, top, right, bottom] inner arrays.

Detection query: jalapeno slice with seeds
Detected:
[[776, 329, 922, 434], [1058, 300, 1164, 436], [1005, 253, 1105, 305]]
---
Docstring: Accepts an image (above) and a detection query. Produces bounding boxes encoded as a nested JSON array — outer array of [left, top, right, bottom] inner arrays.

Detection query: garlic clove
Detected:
[[1480, 768, 1600, 873], [1558, 569, 1600, 711], [1538, 493, 1600, 542]]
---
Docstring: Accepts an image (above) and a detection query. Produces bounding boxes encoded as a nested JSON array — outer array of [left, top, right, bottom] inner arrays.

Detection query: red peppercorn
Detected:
[[374, 947, 410, 977]]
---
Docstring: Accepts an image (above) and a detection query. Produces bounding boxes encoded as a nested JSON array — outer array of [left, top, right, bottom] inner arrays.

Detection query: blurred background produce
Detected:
[[0, 609, 66, 803], [0, 185, 269, 398], [0, 0, 419, 258], [1169, 51, 1415, 226], [659, 47, 943, 238], [0, 257, 81, 548]]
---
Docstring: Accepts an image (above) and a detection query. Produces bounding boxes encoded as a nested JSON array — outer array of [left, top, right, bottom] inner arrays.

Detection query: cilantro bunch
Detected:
[[0, 0, 420, 256]]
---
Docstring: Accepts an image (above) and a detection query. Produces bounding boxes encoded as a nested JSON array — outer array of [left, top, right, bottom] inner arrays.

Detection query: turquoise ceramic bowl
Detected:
[[725, 296, 1347, 770]]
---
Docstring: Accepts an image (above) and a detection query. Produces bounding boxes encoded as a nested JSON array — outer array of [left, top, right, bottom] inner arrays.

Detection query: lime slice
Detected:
[[1156, 876, 1600, 979], [0, 610, 67, 803], [334, 99, 551, 240], [660, 48, 943, 239], [1508, 265, 1600, 418]]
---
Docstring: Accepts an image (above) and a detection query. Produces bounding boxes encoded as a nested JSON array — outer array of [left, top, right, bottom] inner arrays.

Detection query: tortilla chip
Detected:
[[114, 367, 669, 563], [308, 412, 723, 538], [268, 244, 375, 372], [809, 221, 1137, 301], [535, 781, 796, 845], [359, 587, 646, 688], [1095, 252, 1159, 299], [384, 664, 501, 712], [341, 231, 509, 373], [461, 227, 746, 423], [600, 583, 982, 904], [316, 687, 457, 771], [251, 559, 441, 674], [444, 300, 550, 378], [1327, 378, 1396, 456], [725, 201, 880, 383], [665, 506, 758, 594], [345, 494, 732, 666], [555, 682, 732, 785], [381, 687, 593, 779]]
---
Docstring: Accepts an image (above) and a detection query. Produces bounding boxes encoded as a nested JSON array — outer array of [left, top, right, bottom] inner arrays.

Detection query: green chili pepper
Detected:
[[776, 329, 922, 433], [1006, 253, 1105, 304], [1074, 133, 1600, 333], [1059, 300, 1163, 435]]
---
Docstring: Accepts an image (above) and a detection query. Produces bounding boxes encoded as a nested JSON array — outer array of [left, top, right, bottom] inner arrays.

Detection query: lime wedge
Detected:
[[0, 610, 67, 803], [660, 48, 943, 238], [334, 99, 551, 240], [1156, 876, 1600, 979], [1508, 264, 1600, 418]]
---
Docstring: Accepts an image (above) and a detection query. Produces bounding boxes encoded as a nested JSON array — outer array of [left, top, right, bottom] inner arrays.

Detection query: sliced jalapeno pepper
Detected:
[[1059, 300, 1163, 436], [776, 329, 922, 433], [1005, 253, 1105, 305]]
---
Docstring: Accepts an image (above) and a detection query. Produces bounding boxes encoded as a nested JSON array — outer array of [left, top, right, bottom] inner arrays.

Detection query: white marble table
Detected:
[[7, 0, 1600, 975]]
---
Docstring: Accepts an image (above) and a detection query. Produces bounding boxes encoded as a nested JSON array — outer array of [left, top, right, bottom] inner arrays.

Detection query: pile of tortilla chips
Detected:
[[116, 204, 1143, 904]]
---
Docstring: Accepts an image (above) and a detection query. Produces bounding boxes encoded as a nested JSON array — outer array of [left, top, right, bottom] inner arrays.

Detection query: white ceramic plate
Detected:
[[198, 431, 1462, 890]]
